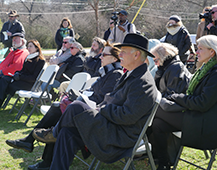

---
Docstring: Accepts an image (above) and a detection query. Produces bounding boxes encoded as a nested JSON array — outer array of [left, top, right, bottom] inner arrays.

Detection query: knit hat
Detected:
[[169, 15, 181, 22]]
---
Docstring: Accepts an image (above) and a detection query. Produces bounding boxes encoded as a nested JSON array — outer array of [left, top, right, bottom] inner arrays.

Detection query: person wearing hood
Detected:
[[0, 39, 45, 107], [164, 15, 192, 64]]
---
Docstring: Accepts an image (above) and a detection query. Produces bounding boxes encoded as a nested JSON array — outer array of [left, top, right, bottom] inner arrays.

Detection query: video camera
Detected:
[[199, 9, 212, 24], [111, 12, 119, 25]]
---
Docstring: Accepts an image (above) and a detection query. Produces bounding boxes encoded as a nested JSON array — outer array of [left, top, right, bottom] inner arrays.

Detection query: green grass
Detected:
[[0, 97, 216, 169]]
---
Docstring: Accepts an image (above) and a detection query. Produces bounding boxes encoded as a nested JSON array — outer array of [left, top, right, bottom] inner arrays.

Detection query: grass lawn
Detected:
[[0, 97, 216, 170]]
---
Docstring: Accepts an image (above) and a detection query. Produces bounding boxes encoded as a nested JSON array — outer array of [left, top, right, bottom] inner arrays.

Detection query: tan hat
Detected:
[[7, 10, 19, 17]]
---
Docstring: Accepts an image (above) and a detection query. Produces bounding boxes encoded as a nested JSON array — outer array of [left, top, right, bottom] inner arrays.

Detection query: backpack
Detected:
[[127, 23, 141, 34]]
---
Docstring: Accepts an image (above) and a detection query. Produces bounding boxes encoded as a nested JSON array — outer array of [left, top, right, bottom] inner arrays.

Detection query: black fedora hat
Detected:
[[115, 33, 155, 58], [11, 33, 25, 38]]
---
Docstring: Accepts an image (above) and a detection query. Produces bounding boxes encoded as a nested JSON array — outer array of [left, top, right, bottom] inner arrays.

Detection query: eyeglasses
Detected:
[[62, 41, 68, 44], [110, 22, 114, 24], [153, 58, 160, 63], [101, 53, 112, 57], [211, 10, 217, 14], [70, 46, 77, 50]]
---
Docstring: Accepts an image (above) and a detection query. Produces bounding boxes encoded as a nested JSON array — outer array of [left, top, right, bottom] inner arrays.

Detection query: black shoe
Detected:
[[6, 139, 33, 153], [33, 128, 56, 143], [28, 161, 50, 170]]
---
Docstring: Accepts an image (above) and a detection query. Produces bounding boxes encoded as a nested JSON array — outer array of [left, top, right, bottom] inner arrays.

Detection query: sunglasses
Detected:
[[101, 53, 112, 57], [153, 58, 160, 63], [110, 22, 114, 24], [62, 41, 68, 44], [211, 11, 217, 14], [70, 46, 77, 50]]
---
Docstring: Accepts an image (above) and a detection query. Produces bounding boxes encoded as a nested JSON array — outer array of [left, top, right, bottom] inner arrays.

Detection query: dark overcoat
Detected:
[[171, 64, 217, 150], [73, 63, 158, 163], [83, 54, 101, 77], [89, 62, 123, 104]]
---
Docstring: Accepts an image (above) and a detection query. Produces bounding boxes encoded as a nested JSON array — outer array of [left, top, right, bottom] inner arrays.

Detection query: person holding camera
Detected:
[[206, 5, 217, 35], [196, 6, 211, 40], [108, 10, 136, 43]]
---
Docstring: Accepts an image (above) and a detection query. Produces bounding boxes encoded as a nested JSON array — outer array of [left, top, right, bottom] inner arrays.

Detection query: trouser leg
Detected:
[[53, 100, 90, 137], [50, 127, 85, 170], [151, 107, 184, 165]]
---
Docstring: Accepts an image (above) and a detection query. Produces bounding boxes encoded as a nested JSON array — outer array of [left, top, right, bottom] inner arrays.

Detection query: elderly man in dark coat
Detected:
[[33, 33, 159, 170]]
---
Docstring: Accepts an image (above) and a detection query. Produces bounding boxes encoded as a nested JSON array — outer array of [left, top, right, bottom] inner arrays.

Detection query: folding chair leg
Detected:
[[9, 96, 20, 114], [207, 149, 217, 170], [203, 150, 209, 159], [1, 94, 12, 109], [144, 135, 156, 170], [87, 157, 99, 170], [23, 98, 41, 126], [15, 98, 30, 120], [172, 146, 184, 170], [93, 160, 101, 170]]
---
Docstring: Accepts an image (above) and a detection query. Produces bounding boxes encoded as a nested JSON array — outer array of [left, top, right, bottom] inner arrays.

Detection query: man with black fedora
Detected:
[[108, 9, 136, 43], [31, 33, 158, 169], [0, 10, 25, 58]]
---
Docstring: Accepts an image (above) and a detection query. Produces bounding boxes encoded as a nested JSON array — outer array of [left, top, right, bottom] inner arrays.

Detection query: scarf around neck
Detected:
[[60, 27, 70, 38], [25, 52, 39, 62], [166, 26, 181, 35], [98, 62, 121, 77], [186, 57, 217, 95]]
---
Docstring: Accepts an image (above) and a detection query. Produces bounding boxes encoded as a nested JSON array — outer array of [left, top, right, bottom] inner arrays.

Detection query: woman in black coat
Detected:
[[5, 42, 123, 169], [55, 17, 74, 51], [151, 35, 217, 170], [0, 39, 45, 107], [164, 15, 191, 63], [151, 43, 192, 110]]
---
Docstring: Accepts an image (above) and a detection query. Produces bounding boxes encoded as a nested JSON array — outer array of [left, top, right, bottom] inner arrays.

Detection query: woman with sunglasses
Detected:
[[0, 39, 45, 107], [5, 42, 123, 170], [151, 35, 217, 170], [206, 4, 217, 35]]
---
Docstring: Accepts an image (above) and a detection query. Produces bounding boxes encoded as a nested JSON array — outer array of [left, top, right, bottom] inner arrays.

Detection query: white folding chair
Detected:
[[172, 132, 216, 170], [14, 65, 59, 125], [88, 90, 162, 170], [82, 77, 99, 90], [40, 72, 91, 115]]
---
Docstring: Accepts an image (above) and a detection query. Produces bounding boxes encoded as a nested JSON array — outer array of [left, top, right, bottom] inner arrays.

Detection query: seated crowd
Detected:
[[0, 8, 217, 170]]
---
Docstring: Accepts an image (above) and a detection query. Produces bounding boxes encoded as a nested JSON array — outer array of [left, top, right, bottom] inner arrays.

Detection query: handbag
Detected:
[[55, 63, 68, 81]]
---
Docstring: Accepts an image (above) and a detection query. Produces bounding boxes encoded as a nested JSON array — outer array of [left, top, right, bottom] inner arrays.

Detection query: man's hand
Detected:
[[118, 25, 126, 32], [207, 23, 214, 30], [7, 31, 12, 36]]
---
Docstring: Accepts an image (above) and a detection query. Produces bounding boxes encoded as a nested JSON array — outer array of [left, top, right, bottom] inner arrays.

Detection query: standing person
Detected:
[[55, 17, 74, 51], [103, 19, 114, 41], [206, 4, 217, 35], [151, 35, 217, 170], [32, 33, 158, 170], [164, 15, 192, 64], [196, 6, 211, 40], [108, 10, 136, 43], [0, 10, 25, 58], [0, 39, 45, 107]]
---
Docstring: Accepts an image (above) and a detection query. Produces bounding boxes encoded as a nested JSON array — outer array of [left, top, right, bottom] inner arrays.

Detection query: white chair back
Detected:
[[66, 72, 91, 92], [40, 65, 59, 84]]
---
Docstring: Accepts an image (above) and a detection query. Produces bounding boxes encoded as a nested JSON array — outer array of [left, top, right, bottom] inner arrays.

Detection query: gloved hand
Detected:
[[13, 72, 20, 81]]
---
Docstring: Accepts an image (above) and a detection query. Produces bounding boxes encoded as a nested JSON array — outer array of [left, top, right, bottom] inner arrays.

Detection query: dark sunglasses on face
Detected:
[[62, 41, 68, 44], [110, 22, 114, 24], [70, 46, 77, 50], [211, 11, 217, 14], [101, 53, 112, 57]]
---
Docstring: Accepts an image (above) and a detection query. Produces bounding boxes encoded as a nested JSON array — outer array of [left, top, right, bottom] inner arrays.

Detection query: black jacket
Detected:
[[55, 28, 74, 51], [209, 20, 217, 36], [0, 19, 25, 48], [155, 55, 192, 98], [171, 64, 217, 150], [58, 51, 85, 83], [164, 26, 191, 63], [88, 62, 123, 104], [84, 54, 101, 77]]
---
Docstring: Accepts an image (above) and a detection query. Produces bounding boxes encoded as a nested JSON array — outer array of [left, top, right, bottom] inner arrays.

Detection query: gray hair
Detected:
[[150, 43, 178, 66], [211, 4, 217, 9], [63, 36, 74, 44], [130, 47, 147, 62], [197, 35, 217, 59], [72, 41, 83, 51], [93, 37, 106, 50], [21, 38, 27, 46]]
